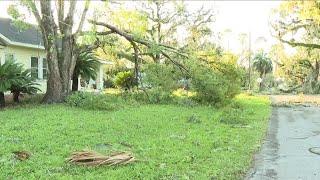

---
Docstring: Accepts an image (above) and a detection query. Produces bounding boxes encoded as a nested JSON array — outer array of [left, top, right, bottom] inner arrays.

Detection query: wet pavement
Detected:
[[246, 106, 320, 180]]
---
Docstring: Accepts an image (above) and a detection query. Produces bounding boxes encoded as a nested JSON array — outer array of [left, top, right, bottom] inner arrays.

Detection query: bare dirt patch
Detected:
[[270, 94, 320, 107]]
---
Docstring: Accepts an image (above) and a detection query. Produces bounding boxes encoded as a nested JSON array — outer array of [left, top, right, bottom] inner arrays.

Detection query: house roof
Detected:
[[0, 18, 44, 49], [0, 38, 5, 46]]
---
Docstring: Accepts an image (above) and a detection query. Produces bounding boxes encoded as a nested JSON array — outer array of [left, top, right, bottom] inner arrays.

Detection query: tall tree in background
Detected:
[[138, 0, 187, 63], [252, 52, 273, 90], [272, 1, 320, 93], [9, 0, 91, 103]]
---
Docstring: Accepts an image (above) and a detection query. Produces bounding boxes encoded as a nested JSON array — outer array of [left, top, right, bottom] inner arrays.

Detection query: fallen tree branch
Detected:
[[89, 20, 190, 74]]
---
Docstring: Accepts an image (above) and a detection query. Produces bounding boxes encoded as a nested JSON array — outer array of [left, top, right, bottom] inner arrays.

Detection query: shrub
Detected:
[[145, 88, 174, 104], [66, 92, 136, 111], [121, 88, 173, 104], [104, 78, 115, 88], [187, 58, 242, 105], [10, 69, 40, 103], [113, 71, 135, 90], [142, 63, 182, 92], [120, 88, 199, 106], [0, 60, 40, 107]]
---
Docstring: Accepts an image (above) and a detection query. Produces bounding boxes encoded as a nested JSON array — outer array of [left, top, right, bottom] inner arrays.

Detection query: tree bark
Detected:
[[0, 92, 5, 108], [26, 1, 90, 103], [42, 43, 64, 103], [310, 60, 320, 93], [72, 74, 79, 91], [13, 91, 20, 103], [259, 72, 264, 91]]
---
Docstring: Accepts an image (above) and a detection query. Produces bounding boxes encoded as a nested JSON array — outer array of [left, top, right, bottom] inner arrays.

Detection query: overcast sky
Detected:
[[0, 0, 281, 53]]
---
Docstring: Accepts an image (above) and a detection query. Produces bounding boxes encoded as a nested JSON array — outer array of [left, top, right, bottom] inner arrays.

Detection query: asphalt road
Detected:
[[246, 106, 320, 180]]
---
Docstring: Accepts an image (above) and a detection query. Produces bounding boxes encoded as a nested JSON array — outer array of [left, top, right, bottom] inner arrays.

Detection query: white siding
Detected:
[[0, 45, 47, 92]]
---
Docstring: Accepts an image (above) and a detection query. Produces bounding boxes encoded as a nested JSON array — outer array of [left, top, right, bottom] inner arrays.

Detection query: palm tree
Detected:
[[72, 52, 101, 91], [252, 52, 273, 90]]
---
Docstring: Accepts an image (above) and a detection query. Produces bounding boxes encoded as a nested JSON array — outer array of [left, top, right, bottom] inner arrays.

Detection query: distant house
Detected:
[[0, 18, 111, 92]]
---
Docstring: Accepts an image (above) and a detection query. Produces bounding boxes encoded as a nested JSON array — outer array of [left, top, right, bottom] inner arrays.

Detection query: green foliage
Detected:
[[119, 88, 198, 106], [74, 52, 101, 81], [187, 57, 242, 105], [252, 52, 273, 78], [7, 4, 31, 31], [144, 88, 174, 104], [120, 88, 173, 104], [66, 92, 135, 111], [103, 78, 115, 88], [142, 63, 182, 92], [0, 61, 40, 105], [0, 60, 24, 92], [113, 71, 135, 90], [10, 69, 40, 95]]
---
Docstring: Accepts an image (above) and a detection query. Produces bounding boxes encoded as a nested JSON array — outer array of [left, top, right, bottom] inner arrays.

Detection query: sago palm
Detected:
[[10, 69, 40, 103], [72, 52, 101, 91], [0, 61, 24, 107]]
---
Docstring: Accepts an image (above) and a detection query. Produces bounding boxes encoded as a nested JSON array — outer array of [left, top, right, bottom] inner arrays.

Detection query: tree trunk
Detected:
[[60, 36, 76, 96], [310, 60, 320, 93], [259, 72, 263, 91], [32, 1, 88, 104], [0, 92, 5, 108], [72, 74, 79, 91], [131, 42, 139, 87], [13, 91, 20, 103], [42, 44, 65, 103]]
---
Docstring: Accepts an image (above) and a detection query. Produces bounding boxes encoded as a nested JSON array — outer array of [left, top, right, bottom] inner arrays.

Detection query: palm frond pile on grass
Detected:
[[66, 151, 135, 166]]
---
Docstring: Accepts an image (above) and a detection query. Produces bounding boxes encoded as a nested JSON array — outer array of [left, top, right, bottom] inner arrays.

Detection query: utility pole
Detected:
[[248, 31, 252, 91]]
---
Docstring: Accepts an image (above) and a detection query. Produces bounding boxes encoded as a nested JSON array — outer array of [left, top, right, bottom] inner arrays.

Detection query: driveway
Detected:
[[246, 104, 320, 180]]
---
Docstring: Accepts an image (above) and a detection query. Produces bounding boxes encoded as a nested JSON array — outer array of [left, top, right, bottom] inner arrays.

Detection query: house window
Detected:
[[5, 53, 15, 62], [43, 58, 48, 79], [31, 57, 39, 78]]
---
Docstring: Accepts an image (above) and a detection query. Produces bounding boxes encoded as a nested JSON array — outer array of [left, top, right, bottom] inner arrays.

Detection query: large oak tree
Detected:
[[11, 0, 90, 103]]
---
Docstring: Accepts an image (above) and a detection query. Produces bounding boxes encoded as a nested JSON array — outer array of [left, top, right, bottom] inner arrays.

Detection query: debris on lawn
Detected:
[[13, 151, 31, 161], [66, 151, 135, 166]]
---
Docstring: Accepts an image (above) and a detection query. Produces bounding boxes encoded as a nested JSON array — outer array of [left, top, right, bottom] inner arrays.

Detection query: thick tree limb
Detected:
[[279, 38, 320, 49], [65, 1, 77, 24], [90, 20, 190, 74], [24, 1, 42, 26], [57, 0, 65, 33], [89, 20, 187, 57], [75, 0, 90, 36], [130, 41, 140, 84], [161, 51, 190, 75]]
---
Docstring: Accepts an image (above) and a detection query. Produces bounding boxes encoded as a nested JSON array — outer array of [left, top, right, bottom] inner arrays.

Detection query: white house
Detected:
[[0, 18, 111, 92]]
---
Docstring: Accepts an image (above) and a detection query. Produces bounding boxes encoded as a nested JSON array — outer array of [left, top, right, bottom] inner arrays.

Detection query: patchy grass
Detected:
[[0, 94, 270, 179]]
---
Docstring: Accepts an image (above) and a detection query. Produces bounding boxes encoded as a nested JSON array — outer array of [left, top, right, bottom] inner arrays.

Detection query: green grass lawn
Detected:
[[0, 94, 270, 179]]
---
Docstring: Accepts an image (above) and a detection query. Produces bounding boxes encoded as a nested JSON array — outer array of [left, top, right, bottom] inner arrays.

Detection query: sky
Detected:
[[212, 1, 281, 52], [0, 0, 282, 54], [186, 1, 281, 53]]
